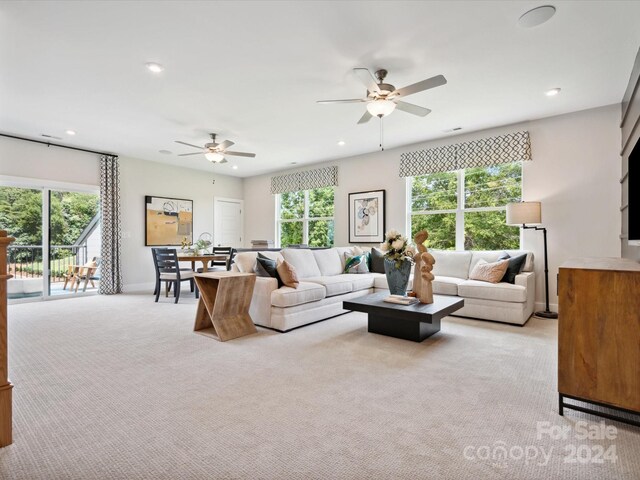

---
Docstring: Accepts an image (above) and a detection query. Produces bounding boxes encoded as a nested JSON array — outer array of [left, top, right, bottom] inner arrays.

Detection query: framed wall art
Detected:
[[348, 190, 385, 243], [145, 195, 193, 246]]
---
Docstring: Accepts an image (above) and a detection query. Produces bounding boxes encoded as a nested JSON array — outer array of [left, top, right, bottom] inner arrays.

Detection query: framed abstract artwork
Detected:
[[348, 190, 385, 243], [145, 195, 193, 246]]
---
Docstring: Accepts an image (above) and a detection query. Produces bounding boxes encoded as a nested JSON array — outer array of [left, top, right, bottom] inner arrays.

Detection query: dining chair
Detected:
[[196, 246, 235, 272], [151, 248, 198, 303]]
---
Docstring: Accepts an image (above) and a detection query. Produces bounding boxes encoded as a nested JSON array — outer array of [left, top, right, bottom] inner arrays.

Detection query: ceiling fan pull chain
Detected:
[[380, 117, 384, 151]]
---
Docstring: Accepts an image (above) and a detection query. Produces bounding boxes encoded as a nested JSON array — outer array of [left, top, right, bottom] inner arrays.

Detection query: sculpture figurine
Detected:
[[419, 250, 435, 304], [410, 230, 435, 304]]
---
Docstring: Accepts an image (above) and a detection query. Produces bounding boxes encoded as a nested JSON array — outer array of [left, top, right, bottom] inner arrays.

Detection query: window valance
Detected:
[[271, 165, 338, 194], [399, 131, 531, 177]]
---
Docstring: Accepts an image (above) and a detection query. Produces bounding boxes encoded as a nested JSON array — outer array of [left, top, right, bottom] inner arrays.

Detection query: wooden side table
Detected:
[[193, 272, 257, 341]]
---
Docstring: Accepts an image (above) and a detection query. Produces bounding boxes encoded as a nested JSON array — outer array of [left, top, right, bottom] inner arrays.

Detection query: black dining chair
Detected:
[[197, 246, 235, 272], [151, 248, 198, 303]]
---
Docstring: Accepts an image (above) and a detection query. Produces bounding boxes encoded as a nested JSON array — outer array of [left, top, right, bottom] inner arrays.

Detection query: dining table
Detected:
[[177, 253, 229, 273]]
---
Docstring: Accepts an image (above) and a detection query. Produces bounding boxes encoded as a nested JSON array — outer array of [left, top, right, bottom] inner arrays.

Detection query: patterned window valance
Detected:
[[399, 131, 531, 177], [271, 165, 338, 194]]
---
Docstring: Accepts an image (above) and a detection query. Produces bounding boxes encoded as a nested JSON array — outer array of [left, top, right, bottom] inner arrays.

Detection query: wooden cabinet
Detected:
[[558, 257, 640, 425]]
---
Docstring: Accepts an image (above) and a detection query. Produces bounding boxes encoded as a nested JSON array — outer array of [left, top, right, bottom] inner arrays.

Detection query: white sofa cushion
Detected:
[[431, 250, 473, 279], [457, 280, 527, 303], [312, 248, 343, 276], [271, 281, 326, 307], [432, 275, 466, 296], [341, 273, 376, 291], [469, 250, 534, 274], [281, 249, 322, 278], [304, 276, 353, 297], [234, 251, 283, 273]]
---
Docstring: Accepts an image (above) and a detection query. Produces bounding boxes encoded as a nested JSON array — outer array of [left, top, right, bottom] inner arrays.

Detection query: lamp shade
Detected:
[[205, 151, 225, 163], [367, 99, 396, 118], [506, 201, 542, 225]]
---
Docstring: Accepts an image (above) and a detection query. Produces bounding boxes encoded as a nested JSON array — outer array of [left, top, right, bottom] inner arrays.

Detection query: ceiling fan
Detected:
[[175, 133, 256, 163], [317, 68, 447, 124]]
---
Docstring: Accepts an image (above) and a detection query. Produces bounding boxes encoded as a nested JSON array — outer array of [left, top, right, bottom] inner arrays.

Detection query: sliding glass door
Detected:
[[48, 189, 101, 296], [1, 186, 44, 301], [1, 182, 100, 302]]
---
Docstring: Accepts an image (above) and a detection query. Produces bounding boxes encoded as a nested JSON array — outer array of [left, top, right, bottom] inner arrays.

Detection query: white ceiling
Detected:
[[1, 1, 639, 177]]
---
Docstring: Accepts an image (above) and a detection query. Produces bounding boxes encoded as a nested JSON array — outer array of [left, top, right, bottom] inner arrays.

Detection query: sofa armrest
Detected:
[[249, 276, 278, 328], [514, 271, 534, 289]]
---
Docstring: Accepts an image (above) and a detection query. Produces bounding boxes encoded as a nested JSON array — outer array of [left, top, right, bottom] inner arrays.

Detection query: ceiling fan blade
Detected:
[[177, 152, 205, 156], [317, 99, 367, 104], [217, 140, 234, 150], [225, 151, 256, 158], [353, 68, 380, 93], [394, 101, 432, 117], [391, 75, 447, 99], [357, 110, 373, 124], [174, 140, 204, 150]]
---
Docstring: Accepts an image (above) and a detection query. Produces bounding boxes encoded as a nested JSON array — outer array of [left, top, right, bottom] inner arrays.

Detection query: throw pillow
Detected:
[[469, 259, 509, 283], [253, 260, 271, 278], [276, 259, 299, 288], [370, 247, 386, 274], [344, 253, 369, 274], [500, 253, 528, 284], [256, 255, 283, 287]]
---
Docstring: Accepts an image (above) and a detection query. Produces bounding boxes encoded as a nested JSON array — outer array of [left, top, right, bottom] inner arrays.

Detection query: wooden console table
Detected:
[[193, 272, 257, 341], [0, 230, 15, 447], [558, 257, 640, 426]]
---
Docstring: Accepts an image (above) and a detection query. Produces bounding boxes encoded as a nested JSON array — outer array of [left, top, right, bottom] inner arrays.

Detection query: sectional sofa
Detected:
[[231, 247, 535, 331]]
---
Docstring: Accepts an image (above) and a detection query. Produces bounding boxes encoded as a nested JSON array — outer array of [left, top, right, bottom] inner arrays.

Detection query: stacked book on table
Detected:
[[383, 295, 419, 305], [251, 240, 274, 249]]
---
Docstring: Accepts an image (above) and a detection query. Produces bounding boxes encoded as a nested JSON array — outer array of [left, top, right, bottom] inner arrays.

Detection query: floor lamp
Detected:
[[506, 201, 558, 319]]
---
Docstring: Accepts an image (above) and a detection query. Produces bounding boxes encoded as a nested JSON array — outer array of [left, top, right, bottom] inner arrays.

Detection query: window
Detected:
[[278, 187, 335, 247], [410, 162, 522, 250]]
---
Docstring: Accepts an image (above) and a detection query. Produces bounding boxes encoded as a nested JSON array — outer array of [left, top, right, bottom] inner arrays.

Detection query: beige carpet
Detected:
[[1, 294, 639, 480]]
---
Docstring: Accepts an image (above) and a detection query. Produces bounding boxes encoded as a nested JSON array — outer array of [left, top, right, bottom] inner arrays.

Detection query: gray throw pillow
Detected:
[[498, 252, 528, 284], [370, 248, 386, 274]]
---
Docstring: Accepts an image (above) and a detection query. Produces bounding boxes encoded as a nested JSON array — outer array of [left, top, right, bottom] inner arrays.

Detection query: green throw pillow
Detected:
[[344, 253, 369, 274]]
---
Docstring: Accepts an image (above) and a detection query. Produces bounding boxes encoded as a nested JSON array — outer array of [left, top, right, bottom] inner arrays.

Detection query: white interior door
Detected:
[[214, 197, 243, 247]]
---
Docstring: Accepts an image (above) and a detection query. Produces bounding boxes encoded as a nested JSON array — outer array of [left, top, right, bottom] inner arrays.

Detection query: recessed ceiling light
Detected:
[[65, 130, 76, 136], [337, 140, 346, 146], [145, 62, 164, 73], [158, 150, 172, 155], [518, 5, 556, 28], [546, 88, 561, 96], [232, 165, 238, 170]]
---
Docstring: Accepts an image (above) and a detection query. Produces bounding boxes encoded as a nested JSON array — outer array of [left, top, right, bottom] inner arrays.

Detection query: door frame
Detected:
[[213, 197, 244, 247]]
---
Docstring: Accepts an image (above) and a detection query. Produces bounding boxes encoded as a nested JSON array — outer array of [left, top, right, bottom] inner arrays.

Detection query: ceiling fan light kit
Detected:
[[367, 99, 396, 117], [175, 133, 256, 165], [318, 67, 446, 124], [205, 151, 225, 163]]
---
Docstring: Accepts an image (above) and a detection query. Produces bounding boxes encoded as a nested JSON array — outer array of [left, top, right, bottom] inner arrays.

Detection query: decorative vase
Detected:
[[384, 258, 412, 296]]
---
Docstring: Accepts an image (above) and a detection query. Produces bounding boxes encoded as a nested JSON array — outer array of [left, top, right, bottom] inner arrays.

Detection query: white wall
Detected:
[[0, 135, 99, 185], [0, 135, 244, 291], [243, 105, 622, 311], [119, 156, 243, 289]]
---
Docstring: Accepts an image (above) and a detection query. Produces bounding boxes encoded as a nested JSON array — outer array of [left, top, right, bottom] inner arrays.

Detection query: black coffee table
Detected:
[[343, 293, 464, 342]]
